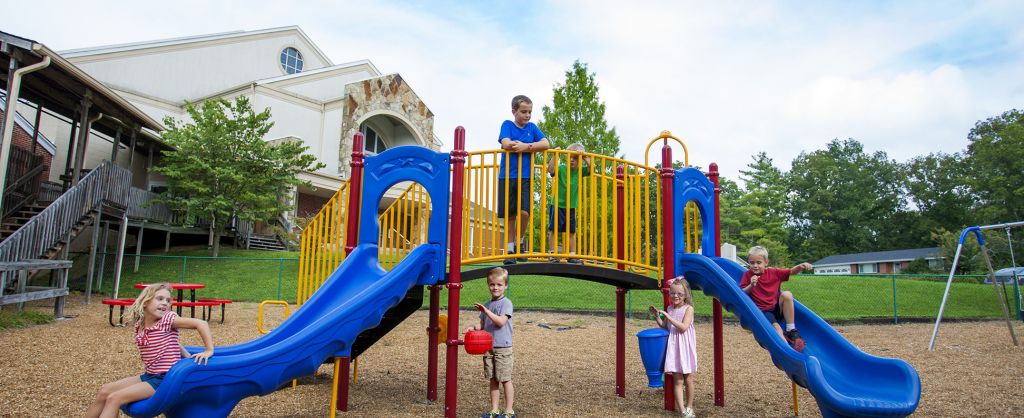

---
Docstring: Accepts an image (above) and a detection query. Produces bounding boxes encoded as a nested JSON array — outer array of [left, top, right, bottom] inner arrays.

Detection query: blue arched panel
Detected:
[[358, 146, 451, 283], [672, 167, 717, 257]]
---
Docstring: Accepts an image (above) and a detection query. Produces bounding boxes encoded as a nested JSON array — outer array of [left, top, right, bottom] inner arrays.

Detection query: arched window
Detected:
[[361, 125, 388, 155], [280, 47, 303, 74]]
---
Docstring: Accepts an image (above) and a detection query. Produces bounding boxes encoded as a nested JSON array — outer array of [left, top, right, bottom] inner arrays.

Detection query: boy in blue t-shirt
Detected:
[[497, 95, 550, 265]]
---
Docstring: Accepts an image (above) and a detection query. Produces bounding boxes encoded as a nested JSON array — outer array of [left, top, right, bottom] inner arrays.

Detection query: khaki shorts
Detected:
[[483, 346, 514, 382]]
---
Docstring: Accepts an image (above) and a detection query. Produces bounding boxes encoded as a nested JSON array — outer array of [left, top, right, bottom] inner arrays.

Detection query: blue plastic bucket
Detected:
[[637, 327, 669, 388]]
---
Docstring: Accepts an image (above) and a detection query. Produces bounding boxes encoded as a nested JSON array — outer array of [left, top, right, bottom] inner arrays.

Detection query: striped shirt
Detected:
[[134, 311, 181, 374]]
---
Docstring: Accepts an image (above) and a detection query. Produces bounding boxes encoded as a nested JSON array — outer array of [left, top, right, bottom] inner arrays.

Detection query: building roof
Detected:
[[814, 247, 942, 266], [0, 31, 167, 145], [60, 26, 332, 67]]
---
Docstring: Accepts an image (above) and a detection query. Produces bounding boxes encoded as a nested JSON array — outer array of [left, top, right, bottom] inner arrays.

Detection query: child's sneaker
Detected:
[[503, 252, 517, 265], [683, 407, 696, 418], [785, 329, 806, 353], [498, 411, 516, 418], [481, 411, 500, 418]]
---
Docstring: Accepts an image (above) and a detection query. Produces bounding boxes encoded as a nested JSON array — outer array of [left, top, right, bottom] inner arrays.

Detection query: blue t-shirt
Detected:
[[497, 120, 545, 179]]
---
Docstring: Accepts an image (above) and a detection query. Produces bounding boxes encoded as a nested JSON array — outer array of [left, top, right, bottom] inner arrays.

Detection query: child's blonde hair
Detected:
[[567, 142, 585, 153], [511, 95, 532, 111], [125, 283, 172, 325], [748, 245, 769, 260], [488, 267, 509, 285], [669, 276, 693, 307]]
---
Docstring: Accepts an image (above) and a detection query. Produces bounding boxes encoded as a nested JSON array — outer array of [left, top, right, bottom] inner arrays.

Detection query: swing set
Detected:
[[929, 220, 1024, 351]]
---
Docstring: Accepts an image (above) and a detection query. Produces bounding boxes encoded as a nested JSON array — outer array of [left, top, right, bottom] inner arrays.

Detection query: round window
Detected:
[[280, 47, 303, 74]]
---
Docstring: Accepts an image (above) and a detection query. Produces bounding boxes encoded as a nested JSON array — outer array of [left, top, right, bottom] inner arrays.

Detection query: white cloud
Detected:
[[2, 0, 1022, 183]]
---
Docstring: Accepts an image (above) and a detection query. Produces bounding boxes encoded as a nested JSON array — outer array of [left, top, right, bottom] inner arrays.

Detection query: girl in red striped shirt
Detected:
[[86, 283, 214, 418]]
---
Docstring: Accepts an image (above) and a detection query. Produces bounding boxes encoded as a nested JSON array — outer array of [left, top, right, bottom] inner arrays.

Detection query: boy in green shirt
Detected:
[[546, 143, 591, 263]]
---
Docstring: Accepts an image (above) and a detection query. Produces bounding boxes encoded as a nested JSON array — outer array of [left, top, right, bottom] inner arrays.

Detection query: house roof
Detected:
[[995, 267, 1024, 278], [59, 26, 333, 67], [814, 247, 942, 266], [0, 31, 166, 143]]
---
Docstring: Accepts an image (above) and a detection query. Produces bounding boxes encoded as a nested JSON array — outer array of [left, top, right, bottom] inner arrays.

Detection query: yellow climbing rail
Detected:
[[297, 182, 351, 306], [377, 182, 431, 271], [460, 150, 663, 278]]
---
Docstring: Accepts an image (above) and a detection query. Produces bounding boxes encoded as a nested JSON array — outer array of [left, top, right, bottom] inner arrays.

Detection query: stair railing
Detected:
[[2, 147, 45, 220], [0, 161, 130, 263]]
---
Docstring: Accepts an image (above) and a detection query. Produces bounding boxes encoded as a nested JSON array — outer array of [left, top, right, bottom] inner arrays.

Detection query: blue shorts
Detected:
[[547, 207, 577, 233], [140, 373, 165, 390], [497, 178, 532, 219], [760, 301, 784, 325]]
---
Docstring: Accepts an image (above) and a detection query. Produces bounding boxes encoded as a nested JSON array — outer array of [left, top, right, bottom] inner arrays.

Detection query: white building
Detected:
[[47, 26, 440, 219]]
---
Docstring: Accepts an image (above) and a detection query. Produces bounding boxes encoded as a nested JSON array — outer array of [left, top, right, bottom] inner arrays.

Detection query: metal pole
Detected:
[[85, 206, 103, 304], [978, 242, 1019, 346], [614, 164, 627, 399], [707, 163, 725, 407], [891, 274, 899, 324], [929, 243, 965, 350], [659, 144, 676, 411], [427, 284, 441, 401], [444, 127, 467, 418], [1007, 227, 1021, 321], [111, 215, 129, 299]]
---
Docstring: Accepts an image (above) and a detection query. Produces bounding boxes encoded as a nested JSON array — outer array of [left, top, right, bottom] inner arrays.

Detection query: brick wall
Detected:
[[1, 108, 53, 182], [297, 192, 331, 217]]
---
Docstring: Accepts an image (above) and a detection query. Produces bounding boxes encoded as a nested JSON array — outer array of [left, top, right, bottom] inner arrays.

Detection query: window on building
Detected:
[[361, 125, 388, 155], [280, 47, 304, 74], [859, 263, 877, 274]]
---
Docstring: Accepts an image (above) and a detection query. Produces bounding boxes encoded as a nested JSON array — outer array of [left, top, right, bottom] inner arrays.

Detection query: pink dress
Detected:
[[663, 305, 697, 374]]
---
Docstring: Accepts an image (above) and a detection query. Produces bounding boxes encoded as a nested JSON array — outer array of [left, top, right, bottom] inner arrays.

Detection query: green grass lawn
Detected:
[[82, 249, 1024, 322]]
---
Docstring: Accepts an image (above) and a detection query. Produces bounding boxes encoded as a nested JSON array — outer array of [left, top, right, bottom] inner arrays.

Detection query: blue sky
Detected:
[[3, 0, 1022, 182]]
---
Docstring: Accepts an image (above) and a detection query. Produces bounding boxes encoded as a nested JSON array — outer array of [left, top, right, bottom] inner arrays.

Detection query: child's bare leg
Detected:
[[773, 322, 786, 339], [671, 373, 685, 413], [489, 379, 500, 412], [98, 381, 154, 418], [682, 373, 695, 409], [86, 376, 143, 418], [502, 380, 515, 412], [568, 232, 577, 254], [505, 214, 518, 252], [780, 291, 795, 327]]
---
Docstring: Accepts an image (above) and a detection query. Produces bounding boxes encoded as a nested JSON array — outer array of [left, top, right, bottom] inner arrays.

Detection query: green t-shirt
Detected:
[[552, 163, 591, 208]]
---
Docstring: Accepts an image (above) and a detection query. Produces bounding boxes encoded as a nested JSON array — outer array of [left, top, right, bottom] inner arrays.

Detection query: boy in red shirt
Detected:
[[740, 246, 812, 352]]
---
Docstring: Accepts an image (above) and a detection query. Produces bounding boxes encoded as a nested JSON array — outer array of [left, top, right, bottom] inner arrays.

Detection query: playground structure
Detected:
[[929, 221, 1023, 350], [120, 129, 921, 418]]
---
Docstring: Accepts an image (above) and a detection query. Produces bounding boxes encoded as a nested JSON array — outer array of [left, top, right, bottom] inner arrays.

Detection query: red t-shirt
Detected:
[[740, 267, 791, 311]]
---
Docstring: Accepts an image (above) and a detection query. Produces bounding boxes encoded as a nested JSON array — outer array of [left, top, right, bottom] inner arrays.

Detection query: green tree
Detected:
[[154, 96, 324, 256], [537, 60, 621, 157], [735, 152, 792, 265], [905, 152, 973, 231], [787, 139, 906, 261], [965, 109, 1024, 223]]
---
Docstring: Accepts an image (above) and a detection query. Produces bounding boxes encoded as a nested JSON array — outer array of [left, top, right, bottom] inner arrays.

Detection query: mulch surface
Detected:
[[1, 294, 1022, 417]]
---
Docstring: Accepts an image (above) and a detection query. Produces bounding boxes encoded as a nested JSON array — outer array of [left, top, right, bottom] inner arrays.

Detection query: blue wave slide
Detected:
[[122, 243, 443, 418], [676, 253, 920, 418]]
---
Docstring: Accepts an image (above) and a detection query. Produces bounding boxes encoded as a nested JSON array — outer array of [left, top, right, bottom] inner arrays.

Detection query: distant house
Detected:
[[812, 247, 944, 275]]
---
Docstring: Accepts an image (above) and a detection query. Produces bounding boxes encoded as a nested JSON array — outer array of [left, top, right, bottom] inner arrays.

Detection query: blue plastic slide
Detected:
[[122, 243, 443, 418], [675, 253, 920, 418]]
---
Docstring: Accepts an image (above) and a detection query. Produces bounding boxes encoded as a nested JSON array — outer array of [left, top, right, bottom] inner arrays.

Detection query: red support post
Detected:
[[660, 144, 676, 411], [338, 356, 351, 411], [444, 127, 468, 418], [427, 284, 441, 401], [615, 287, 627, 397], [336, 132, 365, 412], [614, 165, 626, 397], [344, 133, 365, 256], [707, 163, 725, 407]]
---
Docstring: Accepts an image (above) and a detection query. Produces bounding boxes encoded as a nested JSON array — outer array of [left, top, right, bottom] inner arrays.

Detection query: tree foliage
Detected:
[[786, 139, 906, 262], [153, 96, 324, 256], [537, 60, 621, 157], [965, 109, 1024, 223]]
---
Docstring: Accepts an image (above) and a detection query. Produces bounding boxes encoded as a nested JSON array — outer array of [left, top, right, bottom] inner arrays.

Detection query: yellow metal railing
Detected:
[[298, 180, 434, 305], [377, 182, 431, 271], [297, 182, 351, 306], [461, 149, 663, 278]]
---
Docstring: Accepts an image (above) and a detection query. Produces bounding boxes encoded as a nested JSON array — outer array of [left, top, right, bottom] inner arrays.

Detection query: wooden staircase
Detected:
[[0, 202, 50, 242], [247, 234, 287, 251]]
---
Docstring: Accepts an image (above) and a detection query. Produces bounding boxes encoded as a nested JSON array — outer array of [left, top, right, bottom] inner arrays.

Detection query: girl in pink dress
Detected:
[[650, 277, 698, 418]]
